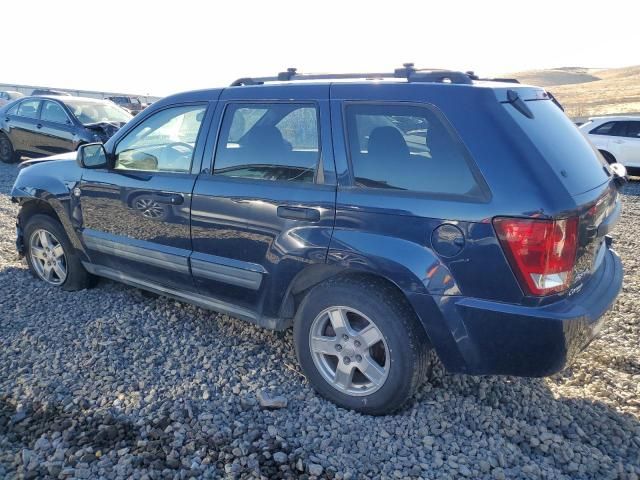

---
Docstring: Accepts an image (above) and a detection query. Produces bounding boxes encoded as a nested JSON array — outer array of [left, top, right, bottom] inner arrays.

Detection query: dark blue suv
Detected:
[[11, 66, 625, 414]]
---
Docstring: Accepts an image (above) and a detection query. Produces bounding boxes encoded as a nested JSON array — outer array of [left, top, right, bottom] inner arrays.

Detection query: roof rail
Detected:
[[465, 71, 520, 84], [230, 63, 474, 87]]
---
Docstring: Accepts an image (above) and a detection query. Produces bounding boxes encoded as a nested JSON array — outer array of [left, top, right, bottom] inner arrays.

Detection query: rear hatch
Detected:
[[499, 92, 621, 297]]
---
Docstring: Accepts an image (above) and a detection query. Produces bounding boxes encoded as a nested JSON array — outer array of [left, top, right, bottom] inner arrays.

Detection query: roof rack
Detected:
[[230, 63, 476, 87]]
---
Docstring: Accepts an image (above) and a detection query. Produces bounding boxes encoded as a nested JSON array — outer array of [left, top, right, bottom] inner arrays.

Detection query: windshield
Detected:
[[66, 101, 132, 125]]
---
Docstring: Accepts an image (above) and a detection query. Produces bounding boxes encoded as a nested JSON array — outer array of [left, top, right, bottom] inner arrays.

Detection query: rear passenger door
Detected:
[[190, 85, 336, 320], [6, 99, 42, 154]]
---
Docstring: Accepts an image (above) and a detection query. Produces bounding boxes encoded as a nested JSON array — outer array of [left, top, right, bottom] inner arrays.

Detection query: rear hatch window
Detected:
[[503, 98, 609, 196]]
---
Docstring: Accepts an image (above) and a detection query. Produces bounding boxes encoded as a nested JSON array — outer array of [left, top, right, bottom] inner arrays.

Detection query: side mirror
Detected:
[[77, 143, 108, 169], [609, 162, 628, 187]]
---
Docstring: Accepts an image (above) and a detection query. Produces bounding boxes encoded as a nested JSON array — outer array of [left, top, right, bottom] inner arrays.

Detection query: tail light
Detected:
[[493, 217, 578, 296]]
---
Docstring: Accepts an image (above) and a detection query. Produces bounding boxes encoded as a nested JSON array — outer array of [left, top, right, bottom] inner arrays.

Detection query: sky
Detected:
[[4, 0, 639, 97]]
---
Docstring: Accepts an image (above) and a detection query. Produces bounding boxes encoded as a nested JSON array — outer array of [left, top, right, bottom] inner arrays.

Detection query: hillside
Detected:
[[504, 65, 640, 119]]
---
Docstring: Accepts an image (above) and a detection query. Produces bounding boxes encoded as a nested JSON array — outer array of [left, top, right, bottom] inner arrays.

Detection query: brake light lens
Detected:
[[493, 217, 578, 296]]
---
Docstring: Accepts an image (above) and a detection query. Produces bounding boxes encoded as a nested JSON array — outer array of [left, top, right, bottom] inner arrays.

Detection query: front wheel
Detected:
[[24, 214, 95, 290], [294, 277, 431, 415]]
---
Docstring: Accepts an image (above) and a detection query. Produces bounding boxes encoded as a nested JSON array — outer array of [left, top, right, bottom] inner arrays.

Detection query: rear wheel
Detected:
[[24, 214, 95, 290], [0, 133, 19, 163], [293, 276, 431, 415]]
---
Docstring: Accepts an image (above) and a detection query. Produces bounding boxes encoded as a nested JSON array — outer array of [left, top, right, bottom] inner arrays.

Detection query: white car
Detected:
[[579, 116, 640, 171], [0, 91, 24, 107]]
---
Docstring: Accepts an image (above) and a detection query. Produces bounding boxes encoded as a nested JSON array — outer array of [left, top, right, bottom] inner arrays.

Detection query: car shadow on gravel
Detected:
[[0, 393, 303, 479]]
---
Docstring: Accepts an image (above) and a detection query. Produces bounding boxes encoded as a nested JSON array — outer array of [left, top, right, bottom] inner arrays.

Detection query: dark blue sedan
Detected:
[[0, 95, 131, 163]]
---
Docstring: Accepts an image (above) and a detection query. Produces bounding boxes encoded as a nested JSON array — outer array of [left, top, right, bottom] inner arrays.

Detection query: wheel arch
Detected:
[[15, 195, 85, 259], [281, 265, 434, 346], [599, 149, 616, 164]]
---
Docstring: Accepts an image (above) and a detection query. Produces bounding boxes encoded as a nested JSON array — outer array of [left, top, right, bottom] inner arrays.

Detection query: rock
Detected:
[[21, 449, 33, 465], [309, 463, 323, 476], [34, 437, 51, 451], [257, 390, 288, 409], [12, 410, 28, 424], [458, 465, 472, 477], [273, 452, 288, 464], [492, 467, 506, 480]]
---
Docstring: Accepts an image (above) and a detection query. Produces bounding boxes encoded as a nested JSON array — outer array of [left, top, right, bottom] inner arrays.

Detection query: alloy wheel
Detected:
[[309, 306, 390, 396], [29, 229, 67, 285]]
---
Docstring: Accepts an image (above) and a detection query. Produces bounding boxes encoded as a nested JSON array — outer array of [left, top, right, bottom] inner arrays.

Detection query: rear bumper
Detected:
[[413, 247, 623, 377]]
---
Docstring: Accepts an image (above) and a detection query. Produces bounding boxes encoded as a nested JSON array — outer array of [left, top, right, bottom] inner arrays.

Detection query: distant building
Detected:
[[0, 82, 161, 105]]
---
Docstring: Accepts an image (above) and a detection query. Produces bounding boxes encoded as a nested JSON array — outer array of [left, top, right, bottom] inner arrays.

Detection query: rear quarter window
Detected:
[[344, 103, 487, 200], [505, 100, 609, 196]]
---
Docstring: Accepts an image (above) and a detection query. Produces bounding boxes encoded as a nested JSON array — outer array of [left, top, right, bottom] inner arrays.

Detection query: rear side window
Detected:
[[505, 99, 608, 196], [17, 100, 41, 119], [214, 103, 319, 183], [623, 121, 640, 138], [344, 103, 485, 198]]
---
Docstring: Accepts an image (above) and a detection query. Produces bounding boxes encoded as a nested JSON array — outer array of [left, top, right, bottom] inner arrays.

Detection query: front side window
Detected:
[[344, 103, 484, 198], [41, 101, 69, 124], [115, 105, 206, 173], [7, 102, 19, 115], [214, 103, 319, 183], [17, 99, 41, 119], [590, 121, 626, 136]]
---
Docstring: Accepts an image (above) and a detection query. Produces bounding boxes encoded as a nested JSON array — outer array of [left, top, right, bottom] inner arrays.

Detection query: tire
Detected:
[[599, 150, 616, 165], [0, 132, 19, 163], [293, 276, 431, 415], [23, 214, 96, 291]]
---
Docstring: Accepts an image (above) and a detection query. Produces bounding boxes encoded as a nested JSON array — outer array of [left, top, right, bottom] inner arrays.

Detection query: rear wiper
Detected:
[[506, 89, 534, 119], [546, 91, 565, 111]]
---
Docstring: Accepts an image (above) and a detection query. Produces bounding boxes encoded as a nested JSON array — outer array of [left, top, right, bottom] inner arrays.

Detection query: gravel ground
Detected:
[[0, 160, 639, 480]]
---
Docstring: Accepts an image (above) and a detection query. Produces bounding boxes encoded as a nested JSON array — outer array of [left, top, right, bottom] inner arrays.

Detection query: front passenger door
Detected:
[[38, 100, 76, 155], [78, 103, 209, 291]]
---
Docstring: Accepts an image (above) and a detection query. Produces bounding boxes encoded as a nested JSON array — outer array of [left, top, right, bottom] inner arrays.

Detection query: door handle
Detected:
[[152, 192, 184, 205], [36, 123, 42, 129], [277, 206, 320, 222], [4, 117, 9, 122]]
